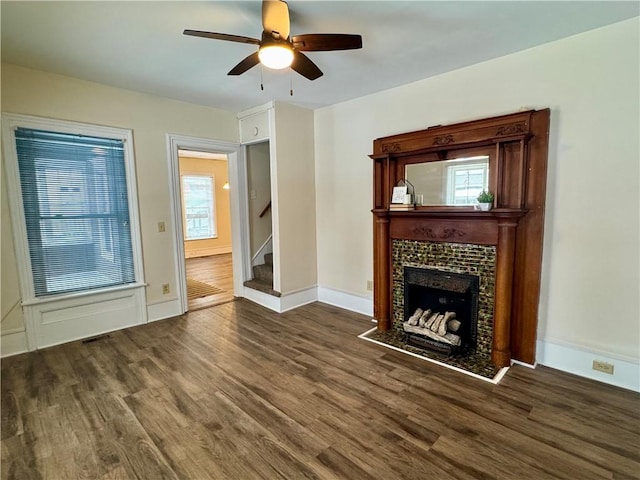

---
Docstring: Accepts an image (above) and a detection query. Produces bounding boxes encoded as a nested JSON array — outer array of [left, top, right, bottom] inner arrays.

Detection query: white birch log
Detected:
[[425, 312, 439, 330], [442, 332, 462, 346], [408, 308, 423, 326], [440, 311, 456, 336], [437, 318, 447, 336], [430, 314, 445, 333], [443, 311, 456, 323], [418, 309, 431, 327], [447, 319, 462, 332], [402, 322, 462, 346]]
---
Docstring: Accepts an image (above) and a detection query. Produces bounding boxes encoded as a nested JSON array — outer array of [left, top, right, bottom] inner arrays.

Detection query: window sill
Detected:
[[21, 282, 148, 307]]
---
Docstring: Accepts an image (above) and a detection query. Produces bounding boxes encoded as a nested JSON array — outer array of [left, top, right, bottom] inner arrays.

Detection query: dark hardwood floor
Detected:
[[2, 300, 639, 479], [185, 253, 234, 311]]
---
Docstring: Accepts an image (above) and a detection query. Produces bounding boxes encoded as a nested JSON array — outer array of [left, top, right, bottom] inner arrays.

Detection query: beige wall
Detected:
[[1, 162, 23, 334], [314, 19, 639, 371], [1, 63, 238, 334], [272, 102, 317, 293], [179, 156, 232, 258]]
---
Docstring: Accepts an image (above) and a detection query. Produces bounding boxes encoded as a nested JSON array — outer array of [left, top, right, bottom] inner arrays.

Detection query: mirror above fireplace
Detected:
[[405, 154, 489, 206]]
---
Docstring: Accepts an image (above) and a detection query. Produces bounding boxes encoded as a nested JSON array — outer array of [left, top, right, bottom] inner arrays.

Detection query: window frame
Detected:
[[180, 173, 218, 241], [2, 113, 146, 304], [445, 160, 490, 205]]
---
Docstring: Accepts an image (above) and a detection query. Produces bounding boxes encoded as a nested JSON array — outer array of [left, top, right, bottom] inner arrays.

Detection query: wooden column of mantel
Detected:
[[492, 213, 523, 367], [370, 109, 550, 365], [373, 209, 390, 330]]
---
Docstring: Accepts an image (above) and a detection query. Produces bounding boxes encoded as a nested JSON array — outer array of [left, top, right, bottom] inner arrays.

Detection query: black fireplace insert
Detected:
[[403, 266, 479, 356]]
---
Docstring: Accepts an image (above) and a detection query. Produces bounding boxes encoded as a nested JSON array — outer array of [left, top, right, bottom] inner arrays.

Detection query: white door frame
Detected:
[[166, 134, 249, 313]]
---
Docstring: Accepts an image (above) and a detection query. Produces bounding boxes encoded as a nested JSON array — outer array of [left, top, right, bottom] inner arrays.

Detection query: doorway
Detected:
[[166, 134, 248, 315], [178, 150, 234, 310]]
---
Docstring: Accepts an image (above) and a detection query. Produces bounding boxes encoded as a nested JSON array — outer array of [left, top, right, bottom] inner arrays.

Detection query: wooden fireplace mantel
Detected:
[[374, 208, 526, 367], [370, 109, 550, 366], [375, 207, 526, 246]]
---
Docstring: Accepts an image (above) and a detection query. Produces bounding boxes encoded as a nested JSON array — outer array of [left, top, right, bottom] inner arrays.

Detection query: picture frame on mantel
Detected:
[[391, 185, 407, 204]]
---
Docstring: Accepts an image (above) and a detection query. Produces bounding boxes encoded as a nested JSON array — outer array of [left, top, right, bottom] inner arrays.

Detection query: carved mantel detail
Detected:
[[411, 226, 466, 240], [496, 123, 526, 136], [381, 142, 401, 153], [432, 134, 455, 145]]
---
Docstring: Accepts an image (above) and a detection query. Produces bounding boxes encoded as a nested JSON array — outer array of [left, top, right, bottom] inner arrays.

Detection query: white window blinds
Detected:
[[14, 127, 136, 297]]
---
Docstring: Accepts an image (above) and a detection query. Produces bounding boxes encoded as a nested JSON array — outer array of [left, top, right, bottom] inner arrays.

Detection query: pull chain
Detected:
[[289, 69, 293, 96]]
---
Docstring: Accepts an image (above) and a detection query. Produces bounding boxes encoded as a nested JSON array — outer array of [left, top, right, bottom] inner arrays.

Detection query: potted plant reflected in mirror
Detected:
[[476, 190, 494, 211]]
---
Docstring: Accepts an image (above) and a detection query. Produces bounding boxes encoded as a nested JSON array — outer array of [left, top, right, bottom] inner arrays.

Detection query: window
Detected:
[[446, 162, 489, 205], [14, 127, 136, 297], [181, 175, 217, 240]]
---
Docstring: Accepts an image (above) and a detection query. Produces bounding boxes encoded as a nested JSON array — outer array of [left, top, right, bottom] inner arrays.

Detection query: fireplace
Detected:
[[370, 109, 551, 367], [402, 267, 479, 356]]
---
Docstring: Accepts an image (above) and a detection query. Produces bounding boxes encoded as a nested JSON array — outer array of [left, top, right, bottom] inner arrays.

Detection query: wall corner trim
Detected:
[[243, 285, 318, 313]]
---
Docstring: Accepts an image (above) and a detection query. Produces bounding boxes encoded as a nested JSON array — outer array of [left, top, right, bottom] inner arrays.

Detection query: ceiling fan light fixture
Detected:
[[258, 44, 294, 69]]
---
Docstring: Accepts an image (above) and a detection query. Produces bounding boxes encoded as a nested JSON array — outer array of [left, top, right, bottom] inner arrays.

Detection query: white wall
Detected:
[[272, 102, 317, 294], [314, 18, 639, 390], [1, 63, 238, 337]]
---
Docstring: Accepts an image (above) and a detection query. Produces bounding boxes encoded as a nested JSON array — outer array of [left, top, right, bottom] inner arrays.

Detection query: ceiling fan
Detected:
[[183, 0, 362, 81]]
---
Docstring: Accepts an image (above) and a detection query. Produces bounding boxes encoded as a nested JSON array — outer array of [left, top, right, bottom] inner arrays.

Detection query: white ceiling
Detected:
[[2, 1, 638, 112]]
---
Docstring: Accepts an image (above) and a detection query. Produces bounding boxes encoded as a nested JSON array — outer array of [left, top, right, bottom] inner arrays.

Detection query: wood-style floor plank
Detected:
[[185, 253, 234, 311], [2, 299, 639, 479]]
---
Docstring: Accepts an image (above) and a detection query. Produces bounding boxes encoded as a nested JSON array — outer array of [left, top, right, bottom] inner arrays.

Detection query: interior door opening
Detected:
[[178, 149, 235, 310], [242, 141, 276, 295], [166, 133, 246, 316]]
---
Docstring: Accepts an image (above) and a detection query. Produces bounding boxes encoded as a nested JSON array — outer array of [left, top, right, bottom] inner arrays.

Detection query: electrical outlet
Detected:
[[592, 360, 614, 375], [366, 280, 373, 291], [162, 283, 170, 295], [158, 221, 166, 233]]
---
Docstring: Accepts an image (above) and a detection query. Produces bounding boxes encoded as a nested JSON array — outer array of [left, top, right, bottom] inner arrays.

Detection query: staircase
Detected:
[[243, 252, 281, 297]]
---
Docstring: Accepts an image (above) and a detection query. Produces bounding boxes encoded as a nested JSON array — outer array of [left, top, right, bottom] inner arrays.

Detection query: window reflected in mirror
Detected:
[[405, 155, 489, 206]]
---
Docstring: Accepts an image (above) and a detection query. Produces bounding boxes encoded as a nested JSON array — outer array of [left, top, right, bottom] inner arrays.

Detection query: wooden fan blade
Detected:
[[262, 0, 290, 39], [291, 33, 362, 51], [228, 52, 261, 75], [291, 51, 323, 80], [183, 30, 260, 45]]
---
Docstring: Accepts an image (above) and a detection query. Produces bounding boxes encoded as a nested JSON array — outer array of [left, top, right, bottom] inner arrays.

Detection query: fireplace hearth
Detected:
[[402, 267, 479, 356]]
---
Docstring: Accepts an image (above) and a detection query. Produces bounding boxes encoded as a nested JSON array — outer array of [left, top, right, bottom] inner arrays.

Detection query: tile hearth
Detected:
[[360, 327, 504, 381]]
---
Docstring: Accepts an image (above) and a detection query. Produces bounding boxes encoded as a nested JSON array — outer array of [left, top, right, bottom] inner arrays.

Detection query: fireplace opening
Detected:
[[403, 267, 479, 356]]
